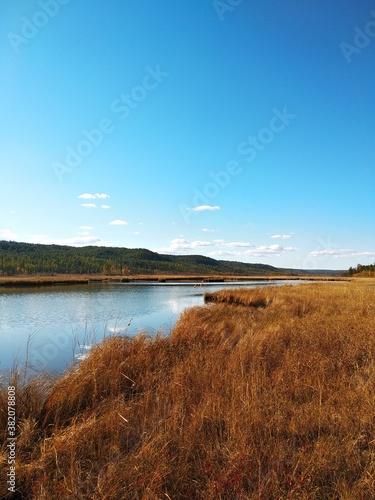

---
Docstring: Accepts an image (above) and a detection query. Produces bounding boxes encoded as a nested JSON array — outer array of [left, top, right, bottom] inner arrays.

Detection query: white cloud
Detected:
[[27, 235, 102, 246], [79, 226, 93, 230], [308, 248, 375, 259], [101, 205, 111, 209], [210, 240, 254, 248], [81, 203, 97, 208], [56, 236, 102, 246], [78, 193, 110, 199], [157, 238, 213, 253], [133, 231, 141, 235], [78, 193, 96, 199], [202, 228, 215, 232], [191, 240, 213, 247], [0, 229, 17, 240], [208, 251, 233, 257], [224, 241, 254, 248], [155, 237, 297, 259], [271, 234, 293, 240], [191, 205, 220, 212], [109, 220, 128, 226], [209, 244, 297, 258]]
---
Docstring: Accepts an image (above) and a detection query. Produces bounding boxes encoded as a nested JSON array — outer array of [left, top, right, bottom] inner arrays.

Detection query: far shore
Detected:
[[0, 273, 348, 287]]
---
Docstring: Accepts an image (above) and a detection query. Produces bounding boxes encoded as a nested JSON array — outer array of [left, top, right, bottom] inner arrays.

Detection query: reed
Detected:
[[1, 281, 374, 498]]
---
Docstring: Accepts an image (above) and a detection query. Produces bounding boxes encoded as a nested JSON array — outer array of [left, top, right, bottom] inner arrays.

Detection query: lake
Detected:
[[0, 280, 298, 374]]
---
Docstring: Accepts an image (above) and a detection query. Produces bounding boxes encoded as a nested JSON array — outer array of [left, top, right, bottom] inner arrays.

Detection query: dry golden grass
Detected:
[[0, 274, 345, 287], [1, 281, 375, 498]]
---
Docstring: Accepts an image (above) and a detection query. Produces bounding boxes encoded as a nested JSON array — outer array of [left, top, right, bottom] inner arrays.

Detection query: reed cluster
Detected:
[[1, 281, 374, 498]]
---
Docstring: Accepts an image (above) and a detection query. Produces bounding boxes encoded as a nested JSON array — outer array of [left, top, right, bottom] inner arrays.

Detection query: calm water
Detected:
[[0, 281, 295, 373]]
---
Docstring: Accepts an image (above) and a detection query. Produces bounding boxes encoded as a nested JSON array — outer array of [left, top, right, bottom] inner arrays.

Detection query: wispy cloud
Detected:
[[28, 235, 102, 246], [0, 229, 17, 240], [78, 193, 110, 199], [271, 234, 293, 240], [209, 244, 297, 258], [101, 205, 111, 209], [212, 240, 253, 248], [308, 248, 375, 259], [191, 205, 220, 212], [157, 238, 213, 253], [224, 241, 254, 248], [109, 220, 128, 226], [156, 237, 296, 259], [55, 236, 102, 246], [81, 203, 97, 208], [202, 228, 215, 232], [78, 193, 96, 199]]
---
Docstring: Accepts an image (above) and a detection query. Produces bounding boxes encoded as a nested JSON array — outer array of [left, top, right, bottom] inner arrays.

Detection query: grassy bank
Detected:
[[0, 274, 346, 287], [1, 281, 374, 498]]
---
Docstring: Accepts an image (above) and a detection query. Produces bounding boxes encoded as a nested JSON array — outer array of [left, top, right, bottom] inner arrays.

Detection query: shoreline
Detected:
[[0, 274, 347, 287]]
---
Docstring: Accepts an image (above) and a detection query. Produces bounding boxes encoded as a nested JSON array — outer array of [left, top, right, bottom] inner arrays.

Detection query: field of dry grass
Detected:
[[0, 274, 344, 287], [1, 280, 374, 498]]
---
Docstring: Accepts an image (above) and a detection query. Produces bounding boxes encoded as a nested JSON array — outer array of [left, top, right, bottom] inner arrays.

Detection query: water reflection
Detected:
[[0, 281, 295, 373]]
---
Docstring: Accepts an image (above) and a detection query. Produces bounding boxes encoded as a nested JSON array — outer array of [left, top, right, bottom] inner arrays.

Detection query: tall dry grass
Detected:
[[1, 281, 375, 498]]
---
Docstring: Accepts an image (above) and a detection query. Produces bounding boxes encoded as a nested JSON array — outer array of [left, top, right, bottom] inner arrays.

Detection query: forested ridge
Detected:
[[0, 240, 288, 276], [346, 263, 375, 277]]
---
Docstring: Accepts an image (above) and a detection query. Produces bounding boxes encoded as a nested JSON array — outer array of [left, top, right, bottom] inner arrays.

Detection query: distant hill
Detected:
[[0, 240, 342, 277]]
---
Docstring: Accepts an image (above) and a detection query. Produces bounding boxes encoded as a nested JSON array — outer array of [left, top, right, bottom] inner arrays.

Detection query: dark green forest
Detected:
[[0, 241, 341, 276], [0, 240, 281, 276], [0, 240, 341, 277], [346, 263, 375, 277]]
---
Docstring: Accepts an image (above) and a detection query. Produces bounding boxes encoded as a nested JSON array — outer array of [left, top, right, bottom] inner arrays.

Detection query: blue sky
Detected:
[[1, 0, 374, 270]]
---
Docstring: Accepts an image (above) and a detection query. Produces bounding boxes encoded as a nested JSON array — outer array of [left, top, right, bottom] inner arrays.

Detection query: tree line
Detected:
[[0, 240, 284, 276], [345, 263, 375, 277]]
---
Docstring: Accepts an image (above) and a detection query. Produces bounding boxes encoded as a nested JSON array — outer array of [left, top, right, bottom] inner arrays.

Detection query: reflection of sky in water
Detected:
[[0, 281, 293, 373]]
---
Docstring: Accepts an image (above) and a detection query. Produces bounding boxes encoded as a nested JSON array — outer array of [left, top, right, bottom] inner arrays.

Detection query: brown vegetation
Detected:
[[0, 274, 344, 287], [1, 281, 375, 498]]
